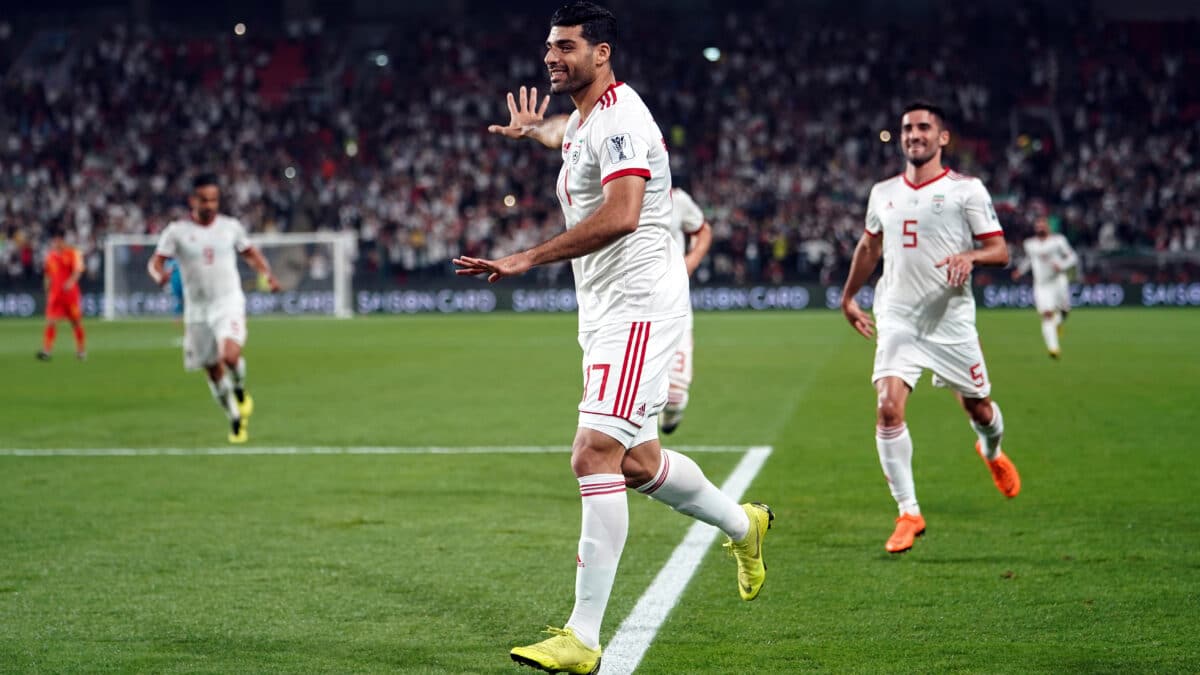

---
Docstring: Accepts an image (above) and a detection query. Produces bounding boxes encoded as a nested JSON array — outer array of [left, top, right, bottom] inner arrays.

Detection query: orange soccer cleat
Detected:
[[885, 513, 926, 554], [977, 441, 1021, 498]]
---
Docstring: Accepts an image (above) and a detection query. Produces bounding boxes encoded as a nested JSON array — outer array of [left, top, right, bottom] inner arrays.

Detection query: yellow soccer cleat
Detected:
[[510, 626, 601, 674], [723, 502, 774, 600], [228, 419, 248, 444], [237, 392, 254, 419]]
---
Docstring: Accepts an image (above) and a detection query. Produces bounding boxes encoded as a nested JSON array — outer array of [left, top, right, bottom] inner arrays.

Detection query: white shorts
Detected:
[[873, 330, 991, 398], [668, 325, 694, 390], [1034, 279, 1070, 314], [183, 309, 247, 371], [577, 317, 686, 448]]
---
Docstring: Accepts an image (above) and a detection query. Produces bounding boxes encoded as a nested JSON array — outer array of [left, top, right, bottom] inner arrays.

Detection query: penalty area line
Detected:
[[0, 445, 754, 457], [601, 445, 773, 674]]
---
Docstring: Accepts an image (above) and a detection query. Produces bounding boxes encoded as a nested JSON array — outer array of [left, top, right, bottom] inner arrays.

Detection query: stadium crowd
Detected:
[[1, 3, 1198, 288]]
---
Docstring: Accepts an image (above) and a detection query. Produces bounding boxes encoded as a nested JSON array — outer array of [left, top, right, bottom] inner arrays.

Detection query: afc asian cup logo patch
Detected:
[[606, 133, 634, 164], [932, 194, 945, 214]]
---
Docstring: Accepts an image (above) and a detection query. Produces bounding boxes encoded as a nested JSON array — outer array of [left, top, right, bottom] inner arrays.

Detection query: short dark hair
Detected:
[[48, 226, 65, 239], [902, 101, 950, 130], [192, 173, 220, 191], [551, 1, 618, 50]]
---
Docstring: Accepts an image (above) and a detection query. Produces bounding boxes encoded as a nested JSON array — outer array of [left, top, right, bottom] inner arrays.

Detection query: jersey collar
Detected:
[[901, 167, 950, 190]]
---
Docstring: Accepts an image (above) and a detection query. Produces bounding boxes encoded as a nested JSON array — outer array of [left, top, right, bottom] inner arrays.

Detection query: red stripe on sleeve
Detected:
[[601, 168, 651, 186], [864, 229, 881, 238], [974, 231, 1004, 240]]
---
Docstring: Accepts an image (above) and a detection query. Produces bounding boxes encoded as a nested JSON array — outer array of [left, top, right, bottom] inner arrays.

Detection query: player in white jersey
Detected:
[[454, 4, 771, 673], [147, 174, 280, 443], [660, 186, 712, 434], [840, 102, 1021, 555], [1011, 215, 1078, 358]]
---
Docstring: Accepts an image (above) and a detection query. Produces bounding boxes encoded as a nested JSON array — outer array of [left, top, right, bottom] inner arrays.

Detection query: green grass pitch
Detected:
[[2, 309, 1198, 672]]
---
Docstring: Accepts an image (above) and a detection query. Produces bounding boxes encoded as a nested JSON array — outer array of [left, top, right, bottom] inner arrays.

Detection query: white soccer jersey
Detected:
[[669, 187, 705, 254], [154, 215, 251, 322], [557, 81, 689, 331], [1020, 234, 1077, 285], [865, 168, 1003, 343]]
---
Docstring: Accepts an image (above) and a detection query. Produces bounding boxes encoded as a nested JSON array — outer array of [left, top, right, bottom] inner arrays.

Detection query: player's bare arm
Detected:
[[935, 235, 1009, 287], [840, 232, 883, 339], [488, 86, 568, 150], [684, 222, 712, 277], [454, 174, 645, 283], [240, 247, 281, 292], [147, 253, 171, 287]]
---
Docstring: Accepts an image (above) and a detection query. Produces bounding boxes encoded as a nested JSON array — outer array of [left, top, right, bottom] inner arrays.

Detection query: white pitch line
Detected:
[[601, 445, 773, 674], [0, 445, 754, 458]]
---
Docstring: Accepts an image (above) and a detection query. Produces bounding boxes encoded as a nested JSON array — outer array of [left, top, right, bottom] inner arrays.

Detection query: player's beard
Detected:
[[549, 62, 594, 96], [905, 145, 938, 168]]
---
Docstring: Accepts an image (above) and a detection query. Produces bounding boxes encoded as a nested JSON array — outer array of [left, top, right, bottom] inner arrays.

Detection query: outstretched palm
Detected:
[[488, 86, 549, 139]]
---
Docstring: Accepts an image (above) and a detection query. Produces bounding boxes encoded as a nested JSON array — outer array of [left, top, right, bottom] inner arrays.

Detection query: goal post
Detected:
[[103, 231, 356, 320]]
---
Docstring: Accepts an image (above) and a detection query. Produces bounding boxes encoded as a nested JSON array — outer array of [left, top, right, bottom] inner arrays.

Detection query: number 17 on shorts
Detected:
[[578, 318, 684, 429]]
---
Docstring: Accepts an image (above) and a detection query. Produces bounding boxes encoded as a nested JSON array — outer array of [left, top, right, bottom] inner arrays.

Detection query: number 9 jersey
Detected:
[[864, 168, 1003, 344]]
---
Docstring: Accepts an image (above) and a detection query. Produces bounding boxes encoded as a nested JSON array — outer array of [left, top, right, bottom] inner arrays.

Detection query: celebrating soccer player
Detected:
[[455, 3, 771, 672], [839, 102, 1021, 555], [147, 174, 280, 443], [1011, 214, 1079, 358], [37, 227, 87, 361]]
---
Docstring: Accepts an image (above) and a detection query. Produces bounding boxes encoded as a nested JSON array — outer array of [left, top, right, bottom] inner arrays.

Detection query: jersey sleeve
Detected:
[[864, 185, 883, 238], [965, 179, 1003, 240], [673, 189, 705, 234], [591, 106, 653, 187], [154, 224, 178, 258], [72, 248, 84, 273], [232, 219, 252, 253]]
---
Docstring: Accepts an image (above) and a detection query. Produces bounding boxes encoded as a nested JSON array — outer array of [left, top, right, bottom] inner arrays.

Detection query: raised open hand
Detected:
[[487, 86, 550, 140]]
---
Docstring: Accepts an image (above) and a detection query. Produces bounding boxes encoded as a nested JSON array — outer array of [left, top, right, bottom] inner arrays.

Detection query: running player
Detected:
[[37, 227, 87, 361], [456, 4, 771, 672], [147, 174, 280, 443], [660, 186, 712, 434], [839, 102, 1021, 555], [1011, 215, 1078, 358]]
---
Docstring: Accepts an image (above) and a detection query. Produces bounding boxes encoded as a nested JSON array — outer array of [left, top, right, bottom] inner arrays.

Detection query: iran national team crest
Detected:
[[606, 133, 634, 164], [932, 194, 945, 214]]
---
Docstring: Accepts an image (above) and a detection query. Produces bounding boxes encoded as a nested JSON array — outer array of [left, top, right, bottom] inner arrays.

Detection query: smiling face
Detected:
[[544, 24, 606, 96], [900, 109, 950, 168]]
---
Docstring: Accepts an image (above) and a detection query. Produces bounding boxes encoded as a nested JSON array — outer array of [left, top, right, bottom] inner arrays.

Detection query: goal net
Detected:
[[102, 231, 356, 319]]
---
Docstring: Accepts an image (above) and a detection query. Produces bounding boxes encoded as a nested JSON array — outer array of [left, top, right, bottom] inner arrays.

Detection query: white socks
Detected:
[[1041, 314, 1061, 353], [876, 424, 919, 515], [566, 474, 628, 651], [971, 401, 1005, 460], [229, 357, 247, 391], [634, 449, 750, 541], [206, 374, 239, 421]]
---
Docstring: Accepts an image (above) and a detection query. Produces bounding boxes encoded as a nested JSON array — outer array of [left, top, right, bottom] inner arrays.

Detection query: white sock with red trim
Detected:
[[565, 473, 627, 650], [970, 401, 1005, 461], [877, 424, 919, 515], [635, 449, 750, 541]]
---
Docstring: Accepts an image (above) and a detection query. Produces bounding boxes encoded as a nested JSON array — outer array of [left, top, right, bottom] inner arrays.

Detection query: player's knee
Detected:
[[620, 454, 655, 487], [876, 397, 905, 427]]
